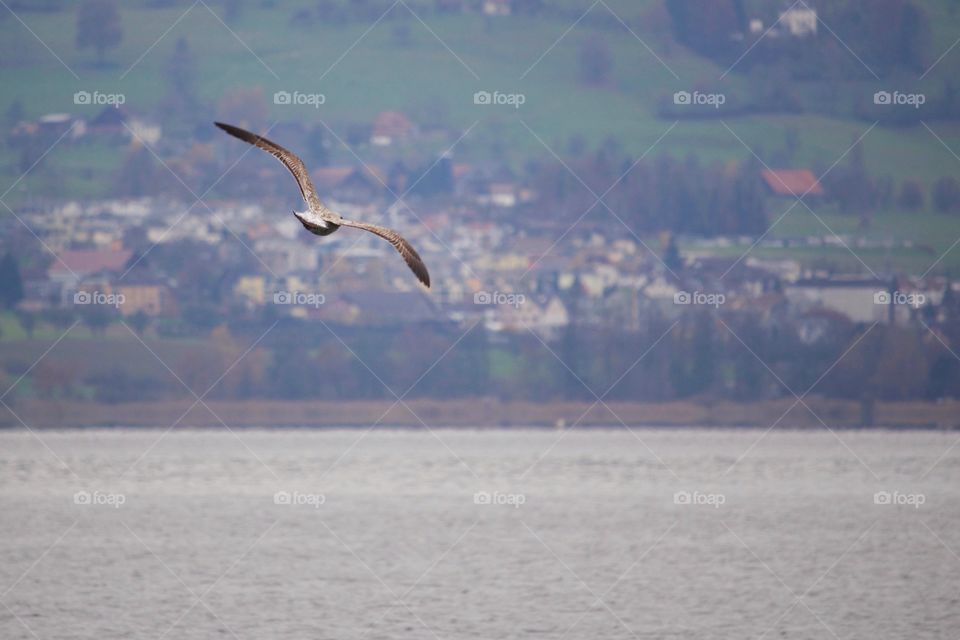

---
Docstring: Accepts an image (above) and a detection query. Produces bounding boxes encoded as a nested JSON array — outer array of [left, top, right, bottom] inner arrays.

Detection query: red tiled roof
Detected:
[[372, 111, 413, 138], [761, 169, 824, 197]]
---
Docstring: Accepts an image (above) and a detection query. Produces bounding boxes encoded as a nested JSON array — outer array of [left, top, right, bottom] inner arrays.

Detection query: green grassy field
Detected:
[[762, 206, 960, 274], [2, 1, 959, 167], [2, 1, 960, 274]]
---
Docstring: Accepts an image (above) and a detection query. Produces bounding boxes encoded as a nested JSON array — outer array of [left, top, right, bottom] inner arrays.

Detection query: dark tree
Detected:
[[5, 99, 25, 127], [163, 37, 201, 117], [114, 146, 161, 197], [128, 311, 150, 336], [76, 0, 123, 65], [663, 235, 683, 272], [0, 253, 24, 309], [933, 177, 960, 213], [80, 306, 113, 336], [827, 0, 930, 74], [665, 0, 744, 58], [16, 311, 35, 338], [927, 356, 960, 399], [898, 180, 925, 211], [823, 138, 879, 214], [42, 308, 77, 332]]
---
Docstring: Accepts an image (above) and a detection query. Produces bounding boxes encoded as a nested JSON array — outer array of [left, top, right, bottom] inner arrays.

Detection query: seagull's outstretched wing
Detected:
[[214, 122, 330, 215], [339, 219, 431, 288]]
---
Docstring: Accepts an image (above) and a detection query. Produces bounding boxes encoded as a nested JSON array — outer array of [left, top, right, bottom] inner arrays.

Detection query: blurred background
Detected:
[[4, 4, 960, 639], [2, 0, 960, 427]]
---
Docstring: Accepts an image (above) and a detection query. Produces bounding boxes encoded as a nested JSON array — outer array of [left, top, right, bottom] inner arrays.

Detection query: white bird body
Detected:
[[294, 210, 339, 236]]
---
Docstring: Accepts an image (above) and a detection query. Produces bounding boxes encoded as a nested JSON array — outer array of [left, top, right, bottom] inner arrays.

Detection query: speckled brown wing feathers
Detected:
[[216, 121, 430, 288], [339, 219, 430, 287], [214, 122, 330, 215]]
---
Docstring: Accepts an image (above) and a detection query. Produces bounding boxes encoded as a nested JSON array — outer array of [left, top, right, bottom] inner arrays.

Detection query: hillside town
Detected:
[[5, 107, 953, 339], [2, 0, 959, 407]]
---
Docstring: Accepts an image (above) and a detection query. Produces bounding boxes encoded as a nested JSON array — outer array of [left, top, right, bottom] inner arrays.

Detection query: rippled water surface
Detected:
[[1, 428, 958, 639]]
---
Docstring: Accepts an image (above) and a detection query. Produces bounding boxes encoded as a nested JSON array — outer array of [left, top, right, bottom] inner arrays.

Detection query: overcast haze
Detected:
[[1, 1, 960, 638]]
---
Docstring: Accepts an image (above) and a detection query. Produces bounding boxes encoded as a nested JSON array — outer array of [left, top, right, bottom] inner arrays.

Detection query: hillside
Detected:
[[1, 1, 959, 179]]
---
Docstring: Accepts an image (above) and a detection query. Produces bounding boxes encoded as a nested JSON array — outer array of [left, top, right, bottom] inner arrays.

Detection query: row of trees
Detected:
[[5, 307, 960, 404], [528, 145, 768, 236], [822, 140, 960, 216]]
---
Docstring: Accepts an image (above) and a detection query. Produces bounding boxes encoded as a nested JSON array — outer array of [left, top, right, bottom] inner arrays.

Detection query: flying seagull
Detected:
[[214, 122, 430, 287]]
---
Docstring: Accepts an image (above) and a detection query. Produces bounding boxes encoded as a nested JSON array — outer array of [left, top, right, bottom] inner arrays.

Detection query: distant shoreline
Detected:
[[3, 398, 958, 430]]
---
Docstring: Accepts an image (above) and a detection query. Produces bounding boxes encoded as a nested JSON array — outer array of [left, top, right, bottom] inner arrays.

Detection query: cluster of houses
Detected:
[[10, 106, 161, 147], [12, 184, 955, 343], [748, 6, 818, 39], [7, 95, 954, 341]]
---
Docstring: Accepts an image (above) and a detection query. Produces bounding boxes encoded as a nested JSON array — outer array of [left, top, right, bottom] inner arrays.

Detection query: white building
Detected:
[[483, 0, 511, 16], [784, 278, 905, 324], [780, 7, 817, 37]]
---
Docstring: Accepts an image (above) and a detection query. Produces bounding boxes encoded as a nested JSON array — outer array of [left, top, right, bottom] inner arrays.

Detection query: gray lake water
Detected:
[[1, 428, 958, 639]]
